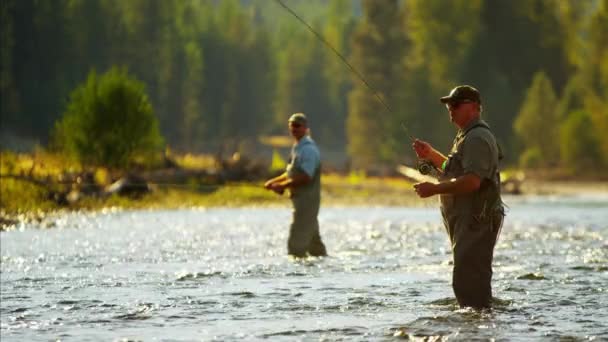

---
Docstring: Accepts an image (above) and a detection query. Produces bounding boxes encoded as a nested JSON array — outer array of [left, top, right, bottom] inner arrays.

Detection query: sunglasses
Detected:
[[289, 123, 303, 128], [446, 102, 461, 110], [446, 100, 474, 110]]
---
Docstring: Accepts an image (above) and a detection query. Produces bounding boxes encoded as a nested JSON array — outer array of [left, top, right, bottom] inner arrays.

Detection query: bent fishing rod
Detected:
[[274, 0, 415, 142]]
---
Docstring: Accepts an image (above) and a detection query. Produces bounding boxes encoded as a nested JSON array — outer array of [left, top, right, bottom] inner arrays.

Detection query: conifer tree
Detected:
[[514, 71, 560, 167], [347, 0, 405, 169]]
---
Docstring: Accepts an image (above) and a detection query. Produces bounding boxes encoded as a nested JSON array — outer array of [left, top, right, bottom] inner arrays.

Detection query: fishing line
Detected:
[[274, 0, 415, 141]]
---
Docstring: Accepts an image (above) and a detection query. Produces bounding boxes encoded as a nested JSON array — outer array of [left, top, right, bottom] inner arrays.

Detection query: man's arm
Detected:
[[267, 172, 311, 194], [434, 173, 481, 194], [413, 173, 481, 198], [277, 172, 312, 189], [275, 144, 317, 190], [264, 172, 288, 189]]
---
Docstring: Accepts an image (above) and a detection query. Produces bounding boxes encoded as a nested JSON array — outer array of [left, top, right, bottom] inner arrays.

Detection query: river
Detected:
[[1, 193, 607, 341]]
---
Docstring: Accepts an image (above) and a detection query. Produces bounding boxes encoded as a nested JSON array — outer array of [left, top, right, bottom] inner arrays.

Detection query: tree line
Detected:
[[1, 0, 606, 173]]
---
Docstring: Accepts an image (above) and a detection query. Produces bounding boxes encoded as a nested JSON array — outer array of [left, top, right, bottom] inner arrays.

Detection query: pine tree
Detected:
[[560, 110, 602, 172], [586, 0, 608, 166], [462, 0, 572, 154], [322, 0, 355, 153], [402, 0, 482, 150], [273, 19, 333, 149], [347, 0, 406, 169], [514, 71, 560, 167]]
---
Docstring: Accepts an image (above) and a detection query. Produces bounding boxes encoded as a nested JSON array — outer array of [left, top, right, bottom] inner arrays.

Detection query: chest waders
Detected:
[[286, 155, 326, 258]]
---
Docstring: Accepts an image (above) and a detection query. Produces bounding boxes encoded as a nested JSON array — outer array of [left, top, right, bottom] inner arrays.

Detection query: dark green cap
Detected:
[[440, 85, 481, 104], [288, 112, 308, 125]]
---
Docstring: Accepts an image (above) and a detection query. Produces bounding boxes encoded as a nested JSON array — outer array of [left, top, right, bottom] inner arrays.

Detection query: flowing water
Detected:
[[1, 194, 607, 341]]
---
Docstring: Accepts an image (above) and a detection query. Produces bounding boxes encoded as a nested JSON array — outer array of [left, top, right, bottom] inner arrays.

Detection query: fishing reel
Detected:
[[417, 159, 434, 175]]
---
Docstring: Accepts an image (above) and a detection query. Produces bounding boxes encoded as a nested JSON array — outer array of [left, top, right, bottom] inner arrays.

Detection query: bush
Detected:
[[519, 147, 543, 169], [53, 67, 164, 168], [513, 71, 560, 166], [559, 110, 602, 172]]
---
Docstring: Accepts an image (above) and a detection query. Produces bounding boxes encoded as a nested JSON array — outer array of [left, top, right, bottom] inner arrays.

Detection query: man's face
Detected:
[[289, 121, 307, 139], [446, 101, 478, 128]]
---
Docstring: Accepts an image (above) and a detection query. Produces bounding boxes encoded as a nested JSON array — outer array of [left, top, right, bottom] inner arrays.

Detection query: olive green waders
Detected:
[[285, 136, 326, 258], [442, 210, 503, 308], [288, 191, 326, 257], [441, 118, 504, 309]]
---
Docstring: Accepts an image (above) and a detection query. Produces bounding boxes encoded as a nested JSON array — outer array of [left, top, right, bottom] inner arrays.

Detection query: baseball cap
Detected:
[[288, 113, 307, 125], [439, 85, 481, 104]]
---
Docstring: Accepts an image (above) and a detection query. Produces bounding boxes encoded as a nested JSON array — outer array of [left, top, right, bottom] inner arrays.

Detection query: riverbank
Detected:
[[519, 179, 608, 195], [0, 173, 424, 230], [3, 175, 608, 231], [2, 150, 607, 230]]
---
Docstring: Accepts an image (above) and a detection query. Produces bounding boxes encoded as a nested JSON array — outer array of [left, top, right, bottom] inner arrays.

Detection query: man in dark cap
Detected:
[[264, 113, 327, 258], [411, 85, 504, 309]]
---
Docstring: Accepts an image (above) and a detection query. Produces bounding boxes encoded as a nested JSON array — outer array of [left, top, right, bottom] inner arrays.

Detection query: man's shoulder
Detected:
[[462, 127, 498, 159], [466, 122, 496, 143], [298, 137, 320, 152], [299, 143, 320, 158]]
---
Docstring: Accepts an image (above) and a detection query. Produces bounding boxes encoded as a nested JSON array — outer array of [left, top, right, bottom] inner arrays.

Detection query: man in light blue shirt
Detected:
[[264, 113, 326, 257]]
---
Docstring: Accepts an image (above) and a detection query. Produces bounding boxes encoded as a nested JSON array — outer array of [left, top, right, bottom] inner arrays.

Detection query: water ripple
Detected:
[[1, 200, 607, 340]]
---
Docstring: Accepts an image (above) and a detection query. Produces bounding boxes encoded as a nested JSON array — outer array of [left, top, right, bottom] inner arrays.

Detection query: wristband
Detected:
[[441, 160, 447, 171]]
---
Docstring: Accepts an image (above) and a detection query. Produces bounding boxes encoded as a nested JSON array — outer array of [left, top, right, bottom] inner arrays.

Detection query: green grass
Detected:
[[0, 178, 56, 213], [0, 151, 422, 225], [3, 150, 607, 230]]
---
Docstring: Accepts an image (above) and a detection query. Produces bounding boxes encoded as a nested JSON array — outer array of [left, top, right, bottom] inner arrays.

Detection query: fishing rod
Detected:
[[273, 0, 444, 177], [274, 0, 415, 142]]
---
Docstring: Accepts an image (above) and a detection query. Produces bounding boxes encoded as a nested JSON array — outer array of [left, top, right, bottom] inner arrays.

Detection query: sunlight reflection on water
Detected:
[[1, 195, 607, 340]]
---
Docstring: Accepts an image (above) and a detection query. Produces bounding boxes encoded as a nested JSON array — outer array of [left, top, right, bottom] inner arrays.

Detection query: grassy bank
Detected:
[[3, 151, 607, 229], [0, 173, 420, 211], [0, 151, 422, 228], [0, 176, 421, 229]]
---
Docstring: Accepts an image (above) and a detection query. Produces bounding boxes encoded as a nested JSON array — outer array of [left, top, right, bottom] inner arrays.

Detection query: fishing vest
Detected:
[[441, 120, 504, 223]]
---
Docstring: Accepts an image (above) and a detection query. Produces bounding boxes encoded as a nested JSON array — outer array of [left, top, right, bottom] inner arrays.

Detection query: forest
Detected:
[[1, 0, 607, 174]]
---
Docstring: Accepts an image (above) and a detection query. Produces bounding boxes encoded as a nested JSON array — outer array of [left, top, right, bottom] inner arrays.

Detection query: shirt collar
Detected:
[[458, 117, 484, 138], [294, 135, 312, 147]]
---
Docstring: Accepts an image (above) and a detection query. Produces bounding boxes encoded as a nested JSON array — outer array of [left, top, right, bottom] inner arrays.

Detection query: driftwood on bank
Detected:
[[1, 172, 153, 205], [105, 173, 150, 197], [1, 153, 277, 206]]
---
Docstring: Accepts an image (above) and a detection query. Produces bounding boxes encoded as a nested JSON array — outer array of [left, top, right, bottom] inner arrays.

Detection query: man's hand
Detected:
[[413, 182, 438, 198], [269, 182, 286, 195], [264, 180, 274, 189], [264, 172, 289, 195], [264, 180, 283, 194], [412, 139, 433, 159], [411, 139, 448, 173]]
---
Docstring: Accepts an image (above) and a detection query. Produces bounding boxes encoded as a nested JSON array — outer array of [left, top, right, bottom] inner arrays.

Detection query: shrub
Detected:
[[559, 110, 602, 172], [53, 67, 164, 168], [519, 147, 543, 169]]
